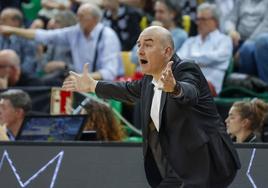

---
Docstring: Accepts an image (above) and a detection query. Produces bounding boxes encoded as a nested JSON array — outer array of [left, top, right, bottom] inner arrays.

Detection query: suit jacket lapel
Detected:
[[144, 82, 154, 128], [159, 91, 167, 131], [158, 54, 180, 130]]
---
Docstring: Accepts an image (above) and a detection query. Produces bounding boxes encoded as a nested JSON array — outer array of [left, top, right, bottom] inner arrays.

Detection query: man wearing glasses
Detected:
[[177, 3, 233, 96]]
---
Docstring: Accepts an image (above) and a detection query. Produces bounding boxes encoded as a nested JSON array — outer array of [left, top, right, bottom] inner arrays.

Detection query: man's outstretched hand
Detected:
[[160, 61, 176, 92], [62, 63, 97, 93]]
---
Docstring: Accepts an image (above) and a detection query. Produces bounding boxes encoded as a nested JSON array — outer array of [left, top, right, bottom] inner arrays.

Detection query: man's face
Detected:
[[77, 9, 95, 34], [0, 12, 13, 26], [196, 9, 217, 38], [0, 99, 18, 128], [136, 30, 168, 77], [154, 1, 174, 27]]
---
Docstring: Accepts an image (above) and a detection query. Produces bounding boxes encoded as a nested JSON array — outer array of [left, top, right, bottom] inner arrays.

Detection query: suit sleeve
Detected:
[[95, 79, 142, 103], [170, 62, 202, 105]]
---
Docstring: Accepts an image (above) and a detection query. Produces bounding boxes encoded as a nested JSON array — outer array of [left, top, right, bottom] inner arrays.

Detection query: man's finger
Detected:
[[166, 61, 173, 71], [167, 69, 173, 77], [69, 71, 80, 77], [162, 71, 168, 78], [83, 63, 89, 76]]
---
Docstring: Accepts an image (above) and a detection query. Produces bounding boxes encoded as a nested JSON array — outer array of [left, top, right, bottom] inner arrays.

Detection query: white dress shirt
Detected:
[[150, 79, 163, 132]]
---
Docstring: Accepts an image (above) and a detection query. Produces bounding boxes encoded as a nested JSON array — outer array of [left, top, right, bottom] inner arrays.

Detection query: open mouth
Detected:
[[140, 59, 148, 64]]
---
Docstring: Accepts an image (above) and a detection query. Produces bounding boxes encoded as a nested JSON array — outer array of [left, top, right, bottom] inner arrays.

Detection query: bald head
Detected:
[[0, 50, 20, 67], [137, 26, 175, 78], [142, 26, 175, 52]]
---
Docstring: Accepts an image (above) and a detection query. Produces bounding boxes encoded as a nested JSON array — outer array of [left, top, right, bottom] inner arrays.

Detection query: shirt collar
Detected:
[[244, 133, 257, 143], [89, 23, 104, 40], [197, 29, 220, 44], [151, 79, 163, 90]]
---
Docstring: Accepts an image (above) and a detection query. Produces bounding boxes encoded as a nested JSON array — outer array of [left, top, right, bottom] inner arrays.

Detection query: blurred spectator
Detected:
[[39, 10, 77, 75], [0, 3, 123, 80], [153, 0, 187, 49], [81, 100, 126, 141], [101, 0, 142, 51], [179, 0, 199, 36], [131, 0, 187, 64], [0, 8, 37, 75], [207, 0, 234, 31], [38, 0, 71, 19], [238, 33, 268, 83], [177, 2, 232, 95], [0, 49, 60, 88], [119, 0, 156, 17], [225, 99, 268, 143], [69, 0, 101, 13], [0, 89, 32, 140], [224, 0, 268, 51], [229, 1, 268, 83]]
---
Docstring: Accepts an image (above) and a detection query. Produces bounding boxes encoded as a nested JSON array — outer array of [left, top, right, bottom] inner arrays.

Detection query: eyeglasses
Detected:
[[196, 17, 214, 22]]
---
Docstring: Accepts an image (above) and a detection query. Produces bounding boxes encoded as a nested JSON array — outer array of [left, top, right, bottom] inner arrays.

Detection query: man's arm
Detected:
[[154, 61, 200, 105], [0, 25, 36, 39], [62, 63, 141, 103]]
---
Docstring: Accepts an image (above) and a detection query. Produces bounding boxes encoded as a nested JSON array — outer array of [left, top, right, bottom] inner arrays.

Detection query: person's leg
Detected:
[[238, 41, 257, 76], [254, 33, 268, 83]]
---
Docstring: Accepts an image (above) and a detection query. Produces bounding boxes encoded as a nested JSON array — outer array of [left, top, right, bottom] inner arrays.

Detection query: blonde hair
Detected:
[[233, 99, 268, 131]]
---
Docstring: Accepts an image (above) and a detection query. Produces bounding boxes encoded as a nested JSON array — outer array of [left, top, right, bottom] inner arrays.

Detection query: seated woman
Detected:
[[225, 99, 268, 143], [81, 100, 126, 141]]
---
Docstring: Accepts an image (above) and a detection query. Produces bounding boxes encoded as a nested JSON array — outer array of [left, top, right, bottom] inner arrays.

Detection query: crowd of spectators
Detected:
[[0, 0, 268, 142]]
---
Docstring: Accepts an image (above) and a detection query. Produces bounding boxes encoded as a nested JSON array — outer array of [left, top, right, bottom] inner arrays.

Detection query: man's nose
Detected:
[[137, 46, 144, 56]]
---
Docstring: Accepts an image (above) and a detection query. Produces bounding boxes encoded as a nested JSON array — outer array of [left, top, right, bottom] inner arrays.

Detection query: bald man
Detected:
[[0, 49, 55, 87], [0, 3, 123, 81], [0, 8, 37, 75], [0, 49, 21, 87], [63, 26, 240, 188]]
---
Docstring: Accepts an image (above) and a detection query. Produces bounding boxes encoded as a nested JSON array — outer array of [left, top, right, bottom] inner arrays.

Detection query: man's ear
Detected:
[[164, 46, 173, 58]]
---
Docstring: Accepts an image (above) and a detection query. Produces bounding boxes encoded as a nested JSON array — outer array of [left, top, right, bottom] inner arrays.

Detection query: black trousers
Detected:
[[147, 144, 237, 188]]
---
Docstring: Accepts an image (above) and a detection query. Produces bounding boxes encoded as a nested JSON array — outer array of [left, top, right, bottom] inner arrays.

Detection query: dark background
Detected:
[[0, 142, 266, 188]]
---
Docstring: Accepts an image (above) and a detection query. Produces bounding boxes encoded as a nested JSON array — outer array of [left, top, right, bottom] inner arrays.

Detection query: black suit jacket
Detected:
[[96, 55, 241, 186]]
